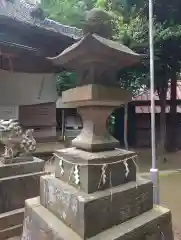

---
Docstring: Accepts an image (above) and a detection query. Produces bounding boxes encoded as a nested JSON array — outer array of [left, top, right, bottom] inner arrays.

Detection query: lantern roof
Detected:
[[49, 33, 141, 70]]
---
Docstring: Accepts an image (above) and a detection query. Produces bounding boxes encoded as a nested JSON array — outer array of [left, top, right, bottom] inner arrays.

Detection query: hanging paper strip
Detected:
[[59, 158, 64, 176], [74, 165, 80, 185]]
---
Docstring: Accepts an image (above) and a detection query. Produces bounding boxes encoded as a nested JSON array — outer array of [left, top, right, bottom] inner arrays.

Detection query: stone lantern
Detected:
[[51, 32, 140, 152], [21, 9, 173, 240]]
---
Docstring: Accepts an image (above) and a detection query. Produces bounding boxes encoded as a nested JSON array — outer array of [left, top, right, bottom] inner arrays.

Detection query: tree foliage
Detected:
[[41, 0, 87, 27], [56, 71, 77, 95], [41, 0, 181, 96]]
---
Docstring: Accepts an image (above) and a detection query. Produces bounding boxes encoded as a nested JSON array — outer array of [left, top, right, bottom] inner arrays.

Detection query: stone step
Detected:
[[21, 197, 173, 240], [0, 208, 24, 231], [0, 224, 22, 240], [0, 156, 34, 165], [0, 157, 44, 178], [54, 148, 136, 193], [0, 172, 44, 213], [40, 175, 153, 238]]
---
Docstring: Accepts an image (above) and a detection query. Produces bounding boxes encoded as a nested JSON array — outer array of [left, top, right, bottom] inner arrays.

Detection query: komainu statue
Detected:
[[0, 119, 36, 159]]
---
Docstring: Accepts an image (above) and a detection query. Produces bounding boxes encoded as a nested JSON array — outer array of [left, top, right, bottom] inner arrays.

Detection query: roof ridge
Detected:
[[0, 0, 83, 39]]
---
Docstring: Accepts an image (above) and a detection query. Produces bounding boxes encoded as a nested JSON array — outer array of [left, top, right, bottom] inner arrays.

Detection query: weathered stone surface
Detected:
[[0, 156, 44, 239], [61, 85, 132, 151], [21, 197, 173, 240], [0, 172, 44, 213], [62, 84, 132, 107], [54, 148, 136, 193], [72, 106, 120, 151], [0, 157, 44, 178], [40, 175, 153, 238], [0, 208, 24, 231], [21, 197, 80, 240], [89, 206, 174, 240], [0, 208, 24, 239]]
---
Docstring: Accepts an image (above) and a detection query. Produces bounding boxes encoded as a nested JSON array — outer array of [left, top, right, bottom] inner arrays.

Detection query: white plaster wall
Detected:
[[0, 106, 19, 120], [33, 127, 57, 139], [0, 70, 57, 106]]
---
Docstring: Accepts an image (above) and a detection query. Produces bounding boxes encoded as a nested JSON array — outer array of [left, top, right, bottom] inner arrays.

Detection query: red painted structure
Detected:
[[131, 82, 181, 147], [133, 81, 181, 113]]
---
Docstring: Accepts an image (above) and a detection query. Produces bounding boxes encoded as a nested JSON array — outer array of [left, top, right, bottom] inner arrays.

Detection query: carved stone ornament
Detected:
[[83, 8, 113, 39], [0, 119, 36, 160]]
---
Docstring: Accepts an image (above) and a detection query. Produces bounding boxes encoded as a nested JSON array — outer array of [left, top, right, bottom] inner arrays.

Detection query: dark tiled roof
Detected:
[[0, 0, 83, 39]]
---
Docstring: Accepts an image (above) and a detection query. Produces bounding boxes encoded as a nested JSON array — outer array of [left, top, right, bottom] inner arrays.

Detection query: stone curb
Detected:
[[140, 169, 181, 177]]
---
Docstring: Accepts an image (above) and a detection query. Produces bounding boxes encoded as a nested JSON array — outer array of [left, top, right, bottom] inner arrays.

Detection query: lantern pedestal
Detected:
[[23, 197, 173, 240], [62, 84, 132, 152], [21, 85, 173, 240]]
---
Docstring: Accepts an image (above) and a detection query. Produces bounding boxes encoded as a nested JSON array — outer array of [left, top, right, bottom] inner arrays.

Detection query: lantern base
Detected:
[[21, 196, 173, 240]]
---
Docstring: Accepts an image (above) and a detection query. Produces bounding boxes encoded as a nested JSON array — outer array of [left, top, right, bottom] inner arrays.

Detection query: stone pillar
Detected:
[[62, 84, 132, 151], [72, 106, 119, 151]]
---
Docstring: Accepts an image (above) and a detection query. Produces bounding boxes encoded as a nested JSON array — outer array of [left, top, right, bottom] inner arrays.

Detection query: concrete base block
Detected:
[[40, 175, 153, 238], [0, 170, 44, 239], [0, 156, 44, 214], [0, 208, 24, 231], [21, 197, 174, 240], [0, 225, 22, 240], [0, 208, 24, 240], [0, 156, 45, 239], [0, 157, 44, 178], [0, 172, 44, 213]]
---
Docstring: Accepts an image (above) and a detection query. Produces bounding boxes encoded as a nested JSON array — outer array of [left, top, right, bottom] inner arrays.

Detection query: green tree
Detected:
[[56, 72, 77, 95], [123, 0, 181, 151], [41, 0, 86, 27], [97, 0, 181, 153]]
